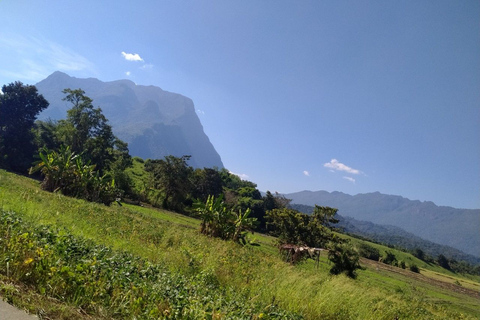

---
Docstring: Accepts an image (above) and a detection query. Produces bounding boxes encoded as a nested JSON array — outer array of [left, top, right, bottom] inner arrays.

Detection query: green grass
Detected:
[[1, 169, 479, 319]]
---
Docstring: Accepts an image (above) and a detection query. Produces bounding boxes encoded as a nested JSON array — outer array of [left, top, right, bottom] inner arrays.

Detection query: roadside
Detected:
[[0, 299, 37, 320]]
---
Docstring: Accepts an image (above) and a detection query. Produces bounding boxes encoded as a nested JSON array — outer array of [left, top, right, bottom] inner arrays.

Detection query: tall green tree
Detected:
[[56, 88, 117, 173], [145, 155, 193, 211], [192, 167, 224, 202], [0, 82, 49, 172]]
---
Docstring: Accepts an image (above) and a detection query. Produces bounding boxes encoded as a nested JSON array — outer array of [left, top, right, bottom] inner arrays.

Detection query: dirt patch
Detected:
[[360, 258, 480, 299]]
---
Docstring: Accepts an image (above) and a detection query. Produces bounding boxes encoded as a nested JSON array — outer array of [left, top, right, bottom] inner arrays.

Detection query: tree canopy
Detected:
[[0, 82, 49, 172]]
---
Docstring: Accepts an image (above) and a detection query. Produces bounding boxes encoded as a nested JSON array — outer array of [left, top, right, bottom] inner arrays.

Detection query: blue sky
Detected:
[[1, 1, 479, 209]]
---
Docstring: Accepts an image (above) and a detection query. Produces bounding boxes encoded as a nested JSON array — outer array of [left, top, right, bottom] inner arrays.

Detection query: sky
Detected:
[[0, 1, 479, 209]]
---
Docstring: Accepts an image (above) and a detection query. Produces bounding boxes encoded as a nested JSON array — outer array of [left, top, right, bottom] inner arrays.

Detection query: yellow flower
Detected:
[[24, 258, 34, 265]]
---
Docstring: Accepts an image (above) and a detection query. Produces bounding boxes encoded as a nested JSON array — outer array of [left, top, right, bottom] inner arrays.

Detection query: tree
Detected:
[[437, 254, 451, 270], [413, 248, 425, 261], [192, 167, 224, 202], [266, 208, 327, 247], [0, 82, 49, 172], [311, 205, 339, 230], [145, 155, 193, 211], [57, 89, 117, 173], [263, 191, 291, 211]]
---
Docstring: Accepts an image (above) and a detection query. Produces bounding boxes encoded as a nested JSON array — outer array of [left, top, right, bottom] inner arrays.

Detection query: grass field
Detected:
[[1, 169, 479, 319]]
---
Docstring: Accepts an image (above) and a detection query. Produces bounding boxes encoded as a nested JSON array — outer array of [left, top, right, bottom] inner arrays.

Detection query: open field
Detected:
[[1, 169, 479, 319]]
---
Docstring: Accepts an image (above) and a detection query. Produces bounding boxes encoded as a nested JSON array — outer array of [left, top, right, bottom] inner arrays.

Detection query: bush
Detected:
[[383, 251, 397, 265], [328, 241, 362, 279], [409, 264, 420, 273], [357, 243, 380, 261]]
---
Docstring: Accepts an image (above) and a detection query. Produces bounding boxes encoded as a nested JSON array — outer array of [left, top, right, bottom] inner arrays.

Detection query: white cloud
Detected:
[[0, 34, 96, 82], [303, 170, 310, 176], [121, 51, 143, 62], [196, 109, 205, 115], [125, 71, 131, 76], [324, 159, 361, 175], [343, 176, 356, 183], [229, 171, 249, 180]]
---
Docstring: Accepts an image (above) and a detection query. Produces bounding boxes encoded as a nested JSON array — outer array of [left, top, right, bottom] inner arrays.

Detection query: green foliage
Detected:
[[29, 146, 118, 205], [266, 207, 335, 248], [1, 170, 479, 320], [357, 243, 381, 261], [413, 248, 425, 261], [191, 167, 223, 202], [409, 264, 420, 273], [437, 254, 451, 270], [194, 195, 257, 244], [0, 82, 49, 172], [328, 241, 361, 278], [383, 251, 397, 265], [0, 210, 301, 319], [145, 155, 193, 211], [57, 89, 116, 172]]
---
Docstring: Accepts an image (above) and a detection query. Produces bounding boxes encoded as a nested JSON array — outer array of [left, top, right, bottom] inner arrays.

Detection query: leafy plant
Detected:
[[328, 241, 362, 278], [194, 195, 257, 243], [30, 146, 118, 205]]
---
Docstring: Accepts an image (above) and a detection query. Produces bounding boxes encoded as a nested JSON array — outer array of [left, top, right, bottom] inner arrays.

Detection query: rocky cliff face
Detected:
[[36, 71, 224, 169]]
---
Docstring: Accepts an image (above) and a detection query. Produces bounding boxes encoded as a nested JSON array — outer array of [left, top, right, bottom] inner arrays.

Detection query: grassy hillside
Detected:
[[1, 169, 479, 319]]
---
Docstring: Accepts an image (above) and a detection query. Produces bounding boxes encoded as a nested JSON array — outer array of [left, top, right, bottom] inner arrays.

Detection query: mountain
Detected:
[[35, 71, 224, 169], [291, 203, 480, 265], [286, 190, 480, 258]]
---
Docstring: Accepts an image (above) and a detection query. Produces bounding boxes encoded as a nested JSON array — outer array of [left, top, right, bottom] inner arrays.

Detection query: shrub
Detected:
[[194, 195, 257, 244], [383, 251, 397, 265], [328, 241, 362, 279], [357, 243, 380, 261], [409, 264, 420, 273]]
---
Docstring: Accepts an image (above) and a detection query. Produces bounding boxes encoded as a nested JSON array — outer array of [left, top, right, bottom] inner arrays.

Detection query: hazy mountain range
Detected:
[[35, 72, 224, 169], [286, 190, 480, 258], [290, 203, 479, 264]]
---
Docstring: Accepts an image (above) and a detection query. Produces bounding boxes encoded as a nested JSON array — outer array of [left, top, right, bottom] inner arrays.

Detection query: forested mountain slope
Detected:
[[36, 71, 223, 169]]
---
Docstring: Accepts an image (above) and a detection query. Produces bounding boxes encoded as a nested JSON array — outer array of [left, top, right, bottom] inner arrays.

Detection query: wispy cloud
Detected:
[[229, 171, 249, 181], [0, 34, 96, 82], [140, 63, 154, 70], [303, 170, 310, 176], [196, 109, 205, 115], [121, 51, 144, 62], [343, 176, 356, 183], [324, 159, 362, 175], [125, 71, 131, 76]]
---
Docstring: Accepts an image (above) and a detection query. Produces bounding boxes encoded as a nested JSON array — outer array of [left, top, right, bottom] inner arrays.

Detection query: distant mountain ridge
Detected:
[[286, 190, 480, 258], [35, 71, 224, 169], [291, 203, 480, 265]]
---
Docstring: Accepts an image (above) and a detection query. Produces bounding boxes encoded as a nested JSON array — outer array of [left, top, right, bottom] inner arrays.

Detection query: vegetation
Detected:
[[0, 82, 49, 172], [1, 170, 479, 319], [1, 81, 479, 318], [29, 146, 118, 205]]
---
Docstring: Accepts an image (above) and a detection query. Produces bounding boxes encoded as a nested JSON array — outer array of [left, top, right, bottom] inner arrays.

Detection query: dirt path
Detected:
[[360, 258, 480, 299]]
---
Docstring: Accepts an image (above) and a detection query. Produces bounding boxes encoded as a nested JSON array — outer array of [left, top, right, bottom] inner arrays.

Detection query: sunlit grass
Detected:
[[1, 169, 479, 319]]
